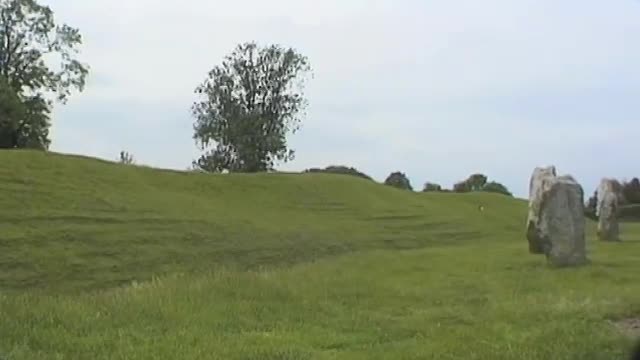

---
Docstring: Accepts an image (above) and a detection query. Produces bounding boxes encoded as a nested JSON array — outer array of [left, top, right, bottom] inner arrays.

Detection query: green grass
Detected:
[[0, 150, 639, 359]]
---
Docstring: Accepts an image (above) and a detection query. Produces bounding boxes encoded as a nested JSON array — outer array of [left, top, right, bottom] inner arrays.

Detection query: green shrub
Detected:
[[452, 174, 512, 197], [384, 171, 413, 191], [453, 181, 470, 193], [303, 165, 373, 181], [423, 182, 442, 192], [622, 178, 640, 204]]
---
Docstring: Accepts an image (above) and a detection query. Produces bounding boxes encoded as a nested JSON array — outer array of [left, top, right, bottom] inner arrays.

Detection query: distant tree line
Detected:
[[622, 178, 640, 204], [380, 170, 512, 196], [300, 166, 513, 196], [421, 173, 512, 197]]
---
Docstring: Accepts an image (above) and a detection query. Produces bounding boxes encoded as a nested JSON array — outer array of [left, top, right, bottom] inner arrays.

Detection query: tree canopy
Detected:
[[422, 182, 442, 192], [453, 173, 512, 196], [384, 171, 413, 191], [453, 180, 471, 193], [0, 0, 88, 149], [466, 174, 488, 191], [191, 42, 312, 173], [622, 178, 640, 204]]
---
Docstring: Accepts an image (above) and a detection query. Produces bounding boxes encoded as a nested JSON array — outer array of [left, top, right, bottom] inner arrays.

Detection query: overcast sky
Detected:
[[43, 0, 640, 198]]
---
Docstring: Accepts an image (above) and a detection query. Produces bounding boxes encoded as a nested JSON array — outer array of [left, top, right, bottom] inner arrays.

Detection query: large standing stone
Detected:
[[597, 178, 620, 242], [526, 167, 588, 266], [526, 166, 557, 254]]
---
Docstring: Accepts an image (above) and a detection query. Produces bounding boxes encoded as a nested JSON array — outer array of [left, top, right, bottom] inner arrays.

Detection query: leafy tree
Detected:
[[0, 78, 24, 145], [384, 171, 413, 191], [466, 173, 488, 191], [453, 174, 487, 193], [453, 181, 470, 193], [118, 150, 134, 165], [622, 177, 640, 204], [0, 0, 88, 149], [0, 84, 50, 148], [482, 181, 512, 196], [422, 182, 442, 192], [191, 42, 312, 173], [453, 174, 511, 196], [304, 165, 372, 181]]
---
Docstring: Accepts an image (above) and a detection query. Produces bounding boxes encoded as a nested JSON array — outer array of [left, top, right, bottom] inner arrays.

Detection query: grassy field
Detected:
[[0, 150, 639, 359]]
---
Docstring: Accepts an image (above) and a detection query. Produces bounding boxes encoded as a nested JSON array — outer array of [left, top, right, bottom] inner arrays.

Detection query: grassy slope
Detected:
[[1, 150, 639, 359], [0, 150, 524, 294]]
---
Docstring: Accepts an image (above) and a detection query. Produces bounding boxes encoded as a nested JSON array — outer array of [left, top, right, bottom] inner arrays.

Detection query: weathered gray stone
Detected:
[[597, 178, 620, 242], [526, 166, 557, 254], [526, 167, 588, 266]]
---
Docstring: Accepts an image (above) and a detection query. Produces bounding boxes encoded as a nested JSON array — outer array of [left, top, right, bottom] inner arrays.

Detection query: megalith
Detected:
[[597, 178, 620, 242], [526, 166, 588, 266], [526, 166, 557, 254]]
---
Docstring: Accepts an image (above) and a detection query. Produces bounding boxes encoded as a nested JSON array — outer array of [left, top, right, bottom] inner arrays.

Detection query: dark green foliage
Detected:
[[622, 178, 640, 204], [482, 181, 512, 197], [453, 181, 470, 193], [303, 165, 373, 181], [453, 174, 485, 193], [192, 42, 312, 173], [585, 191, 598, 220], [0, 77, 21, 116], [466, 173, 488, 191], [0, 78, 23, 143], [0, 92, 50, 149], [422, 182, 442, 192], [453, 174, 512, 196], [0, 0, 88, 149], [384, 171, 412, 191]]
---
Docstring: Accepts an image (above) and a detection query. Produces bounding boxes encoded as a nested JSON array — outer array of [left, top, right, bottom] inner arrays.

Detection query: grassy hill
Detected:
[[0, 150, 525, 294], [0, 150, 639, 359]]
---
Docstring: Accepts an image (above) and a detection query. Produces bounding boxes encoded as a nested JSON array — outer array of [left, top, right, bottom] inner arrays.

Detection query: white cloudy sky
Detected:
[[43, 0, 640, 197]]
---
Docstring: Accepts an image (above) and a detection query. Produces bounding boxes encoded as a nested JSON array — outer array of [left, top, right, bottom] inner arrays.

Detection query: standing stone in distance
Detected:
[[526, 167, 588, 267], [597, 178, 621, 242]]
